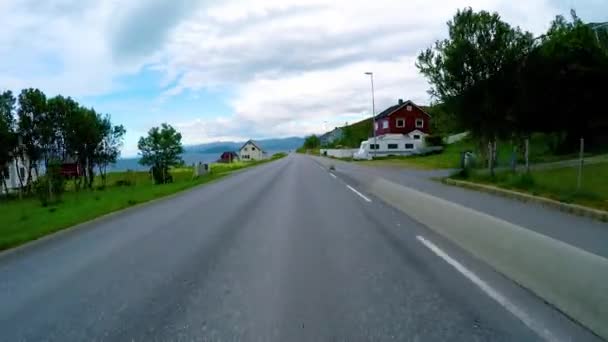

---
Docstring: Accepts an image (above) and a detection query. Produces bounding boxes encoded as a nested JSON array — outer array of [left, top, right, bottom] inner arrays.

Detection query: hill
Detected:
[[185, 137, 304, 153]]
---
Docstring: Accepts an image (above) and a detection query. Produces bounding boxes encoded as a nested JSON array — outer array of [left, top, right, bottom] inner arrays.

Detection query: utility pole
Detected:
[[364, 72, 376, 157]]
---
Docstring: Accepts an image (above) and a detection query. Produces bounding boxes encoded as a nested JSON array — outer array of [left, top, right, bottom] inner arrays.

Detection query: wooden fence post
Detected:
[[577, 137, 584, 191], [525, 139, 530, 173]]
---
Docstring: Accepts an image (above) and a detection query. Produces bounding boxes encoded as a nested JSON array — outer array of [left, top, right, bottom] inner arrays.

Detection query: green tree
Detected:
[[416, 8, 533, 136], [416, 8, 533, 173], [302, 135, 320, 149], [95, 118, 126, 187], [138, 123, 184, 184], [17, 88, 47, 187], [0, 91, 17, 195]]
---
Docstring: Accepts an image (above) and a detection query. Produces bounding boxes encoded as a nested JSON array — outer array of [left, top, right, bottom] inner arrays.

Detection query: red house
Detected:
[[218, 151, 239, 163], [374, 99, 431, 136]]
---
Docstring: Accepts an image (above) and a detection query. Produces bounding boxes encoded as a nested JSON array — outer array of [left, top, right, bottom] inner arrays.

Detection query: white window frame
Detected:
[[387, 143, 398, 149], [382, 120, 389, 129], [374, 122, 378, 130], [396, 118, 405, 128], [405, 143, 414, 149], [406, 105, 412, 111], [415, 119, 424, 128], [413, 135, 421, 140]]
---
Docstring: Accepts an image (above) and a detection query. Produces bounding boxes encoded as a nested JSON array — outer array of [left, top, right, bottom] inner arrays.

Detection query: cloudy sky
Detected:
[[1, 0, 605, 156]]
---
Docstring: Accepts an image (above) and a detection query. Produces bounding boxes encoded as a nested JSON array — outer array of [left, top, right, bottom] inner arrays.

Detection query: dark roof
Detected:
[[375, 100, 431, 120], [239, 139, 264, 152], [221, 151, 238, 156]]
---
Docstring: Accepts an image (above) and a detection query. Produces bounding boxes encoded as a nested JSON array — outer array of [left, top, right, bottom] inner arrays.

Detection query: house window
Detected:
[[382, 120, 388, 129], [1, 167, 9, 179], [396, 118, 405, 128], [413, 135, 421, 140], [242, 155, 250, 159], [369, 144, 380, 150], [243, 147, 248, 152], [387, 144, 398, 149], [405, 143, 414, 149], [406, 105, 412, 111], [252, 147, 256, 151], [415, 119, 424, 128], [19, 167, 25, 180]]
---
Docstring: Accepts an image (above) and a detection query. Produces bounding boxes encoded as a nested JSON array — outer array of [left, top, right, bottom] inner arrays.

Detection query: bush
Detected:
[[425, 135, 444, 147], [34, 161, 66, 206], [114, 179, 133, 187]]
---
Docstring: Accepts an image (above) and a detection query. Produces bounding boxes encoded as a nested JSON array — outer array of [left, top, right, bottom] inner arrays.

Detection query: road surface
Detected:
[[326, 159, 608, 258], [0, 154, 600, 341]]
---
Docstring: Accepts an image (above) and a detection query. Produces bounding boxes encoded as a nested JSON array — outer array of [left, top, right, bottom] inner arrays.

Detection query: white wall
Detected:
[[320, 149, 359, 158], [1, 157, 39, 193]]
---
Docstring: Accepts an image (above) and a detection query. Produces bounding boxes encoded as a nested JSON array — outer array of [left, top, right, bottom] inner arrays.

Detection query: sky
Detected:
[[1, 0, 606, 157]]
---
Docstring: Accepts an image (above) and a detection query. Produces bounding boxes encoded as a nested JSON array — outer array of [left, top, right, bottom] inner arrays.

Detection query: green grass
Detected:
[[0, 157, 284, 251], [356, 139, 474, 170], [456, 162, 608, 211]]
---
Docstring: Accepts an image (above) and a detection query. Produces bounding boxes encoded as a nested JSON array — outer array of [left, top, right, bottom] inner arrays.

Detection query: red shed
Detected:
[[374, 99, 431, 136]]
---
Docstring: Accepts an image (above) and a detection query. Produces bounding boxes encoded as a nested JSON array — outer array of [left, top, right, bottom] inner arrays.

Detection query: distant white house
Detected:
[[239, 140, 267, 161], [1, 156, 40, 193]]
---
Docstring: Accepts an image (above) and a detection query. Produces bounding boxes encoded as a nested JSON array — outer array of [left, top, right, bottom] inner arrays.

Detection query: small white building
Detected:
[[239, 140, 267, 161], [1, 157, 39, 193]]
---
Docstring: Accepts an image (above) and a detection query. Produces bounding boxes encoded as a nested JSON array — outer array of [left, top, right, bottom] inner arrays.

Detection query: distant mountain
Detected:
[[185, 137, 304, 153]]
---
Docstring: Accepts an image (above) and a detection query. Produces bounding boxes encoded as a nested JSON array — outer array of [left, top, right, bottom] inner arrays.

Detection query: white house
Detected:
[[239, 140, 267, 161], [1, 157, 39, 194]]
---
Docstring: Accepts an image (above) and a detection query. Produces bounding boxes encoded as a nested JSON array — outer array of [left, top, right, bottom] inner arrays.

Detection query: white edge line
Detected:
[[346, 185, 372, 203], [329, 173, 337, 179], [416, 235, 559, 342]]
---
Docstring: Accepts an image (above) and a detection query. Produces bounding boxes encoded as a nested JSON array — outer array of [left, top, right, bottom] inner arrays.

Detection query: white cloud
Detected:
[[2, 0, 607, 147], [160, 0, 570, 139]]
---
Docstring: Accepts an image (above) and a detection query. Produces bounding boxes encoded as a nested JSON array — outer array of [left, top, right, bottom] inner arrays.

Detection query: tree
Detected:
[[416, 8, 534, 174], [0, 91, 17, 195], [138, 123, 184, 184], [95, 118, 126, 187], [303, 135, 320, 149], [416, 8, 533, 137], [17, 88, 47, 188]]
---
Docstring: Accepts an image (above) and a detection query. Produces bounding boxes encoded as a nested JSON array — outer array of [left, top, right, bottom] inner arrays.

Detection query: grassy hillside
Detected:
[[324, 118, 372, 148]]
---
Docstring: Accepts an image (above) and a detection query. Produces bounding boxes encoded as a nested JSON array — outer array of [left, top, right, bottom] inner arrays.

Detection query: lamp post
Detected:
[[364, 72, 377, 157]]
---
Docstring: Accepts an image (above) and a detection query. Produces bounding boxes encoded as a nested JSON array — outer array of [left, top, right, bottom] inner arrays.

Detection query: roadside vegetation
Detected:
[[0, 156, 284, 251], [453, 162, 608, 211]]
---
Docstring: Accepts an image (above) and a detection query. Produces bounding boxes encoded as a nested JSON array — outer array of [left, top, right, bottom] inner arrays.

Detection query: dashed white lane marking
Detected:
[[416, 235, 559, 342], [319, 165, 325, 171], [329, 173, 337, 179], [346, 185, 372, 203]]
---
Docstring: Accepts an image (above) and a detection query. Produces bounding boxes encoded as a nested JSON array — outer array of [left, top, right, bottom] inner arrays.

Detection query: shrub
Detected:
[[33, 161, 66, 206], [506, 172, 535, 189], [425, 135, 444, 147], [114, 179, 133, 187]]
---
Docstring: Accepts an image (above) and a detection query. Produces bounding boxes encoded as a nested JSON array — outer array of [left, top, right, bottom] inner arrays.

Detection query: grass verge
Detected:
[[355, 140, 473, 170], [0, 157, 282, 251], [452, 162, 608, 211]]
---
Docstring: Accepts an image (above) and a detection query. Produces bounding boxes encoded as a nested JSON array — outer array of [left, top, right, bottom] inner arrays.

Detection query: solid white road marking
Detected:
[[416, 235, 559, 342], [346, 185, 372, 203], [330, 173, 337, 179]]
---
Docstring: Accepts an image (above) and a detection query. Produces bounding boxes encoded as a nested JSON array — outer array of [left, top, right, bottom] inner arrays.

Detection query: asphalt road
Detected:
[[326, 159, 608, 258], [0, 154, 600, 341]]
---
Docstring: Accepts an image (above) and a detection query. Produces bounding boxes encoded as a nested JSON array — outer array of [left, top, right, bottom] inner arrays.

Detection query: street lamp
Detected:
[[364, 72, 377, 157]]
